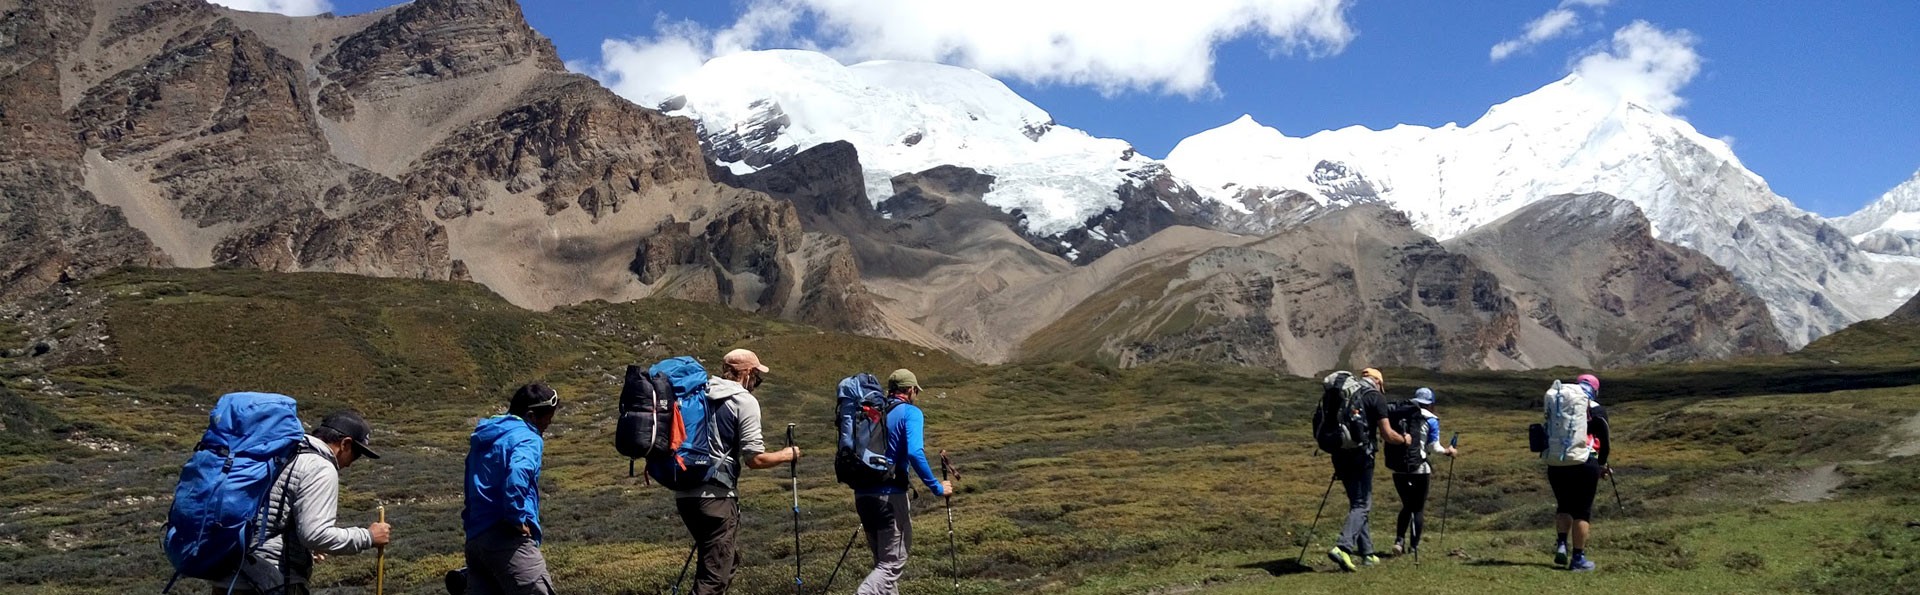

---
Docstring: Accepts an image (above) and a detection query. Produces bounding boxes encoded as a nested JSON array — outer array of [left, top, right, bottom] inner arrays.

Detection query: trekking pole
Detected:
[[376, 502, 387, 595], [1608, 469, 1624, 516], [1296, 473, 1337, 566], [1439, 433, 1458, 536], [787, 424, 803, 595], [941, 450, 960, 592], [672, 544, 694, 595], [823, 526, 861, 593]]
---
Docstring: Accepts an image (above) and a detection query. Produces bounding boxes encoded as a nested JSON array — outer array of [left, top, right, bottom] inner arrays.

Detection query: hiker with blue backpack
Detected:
[[164, 394, 391, 595], [1313, 368, 1411, 572], [650, 349, 801, 595], [1531, 374, 1611, 572], [833, 369, 952, 595], [1383, 387, 1460, 560], [462, 383, 562, 595]]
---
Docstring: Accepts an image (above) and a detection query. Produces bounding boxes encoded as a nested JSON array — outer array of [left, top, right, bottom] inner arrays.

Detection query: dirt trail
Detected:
[[1886, 411, 1920, 458], [1777, 464, 1845, 503], [1774, 411, 1920, 503]]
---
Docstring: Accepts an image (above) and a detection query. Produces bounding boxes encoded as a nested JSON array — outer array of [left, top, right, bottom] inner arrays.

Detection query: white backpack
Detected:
[[1542, 380, 1594, 466]]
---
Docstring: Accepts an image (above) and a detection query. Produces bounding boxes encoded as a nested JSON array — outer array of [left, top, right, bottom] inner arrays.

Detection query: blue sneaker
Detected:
[[1328, 547, 1358, 572], [1569, 555, 1597, 572], [1554, 543, 1569, 567]]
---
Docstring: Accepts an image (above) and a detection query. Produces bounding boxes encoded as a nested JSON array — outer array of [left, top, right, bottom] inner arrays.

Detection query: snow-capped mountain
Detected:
[[1165, 75, 1920, 346], [1835, 170, 1920, 256], [659, 50, 1155, 237]]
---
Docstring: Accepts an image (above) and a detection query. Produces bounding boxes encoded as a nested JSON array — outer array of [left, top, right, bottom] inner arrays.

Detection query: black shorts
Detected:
[[1547, 460, 1602, 521]]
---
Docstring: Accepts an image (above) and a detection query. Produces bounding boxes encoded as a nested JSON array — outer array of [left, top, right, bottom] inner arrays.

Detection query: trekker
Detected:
[[677, 349, 802, 595], [853, 369, 952, 595], [1546, 374, 1611, 572], [1318, 368, 1412, 572], [223, 411, 392, 594], [1389, 388, 1459, 557], [462, 383, 561, 595]]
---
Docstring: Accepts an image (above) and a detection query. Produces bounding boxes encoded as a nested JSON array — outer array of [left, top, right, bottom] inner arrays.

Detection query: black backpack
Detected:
[[1383, 400, 1428, 473], [834, 373, 900, 488], [615, 364, 677, 474], [1314, 371, 1374, 454]]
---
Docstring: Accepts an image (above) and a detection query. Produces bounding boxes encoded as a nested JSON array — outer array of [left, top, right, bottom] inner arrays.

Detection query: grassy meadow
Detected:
[[1, 268, 1916, 594]]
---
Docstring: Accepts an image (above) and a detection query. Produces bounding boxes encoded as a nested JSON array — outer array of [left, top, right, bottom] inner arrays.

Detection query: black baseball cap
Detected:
[[318, 410, 381, 460], [511, 383, 560, 413]]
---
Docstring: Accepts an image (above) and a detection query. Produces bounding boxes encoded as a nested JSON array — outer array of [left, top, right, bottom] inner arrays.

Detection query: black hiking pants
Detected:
[[1547, 460, 1602, 522], [1331, 449, 1376, 555], [1392, 473, 1430, 550], [677, 497, 741, 595]]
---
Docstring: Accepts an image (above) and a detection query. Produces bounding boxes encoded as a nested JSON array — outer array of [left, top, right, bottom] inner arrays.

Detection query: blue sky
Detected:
[[306, 0, 1918, 216]]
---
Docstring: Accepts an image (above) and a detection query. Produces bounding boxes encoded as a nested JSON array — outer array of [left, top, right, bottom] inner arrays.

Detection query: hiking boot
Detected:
[[1362, 554, 1381, 567], [1554, 543, 1569, 567], [1328, 548, 1358, 572], [1568, 555, 1597, 572]]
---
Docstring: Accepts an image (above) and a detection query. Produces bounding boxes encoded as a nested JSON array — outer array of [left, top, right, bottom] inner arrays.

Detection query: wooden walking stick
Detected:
[[376, 504, 387, 595]]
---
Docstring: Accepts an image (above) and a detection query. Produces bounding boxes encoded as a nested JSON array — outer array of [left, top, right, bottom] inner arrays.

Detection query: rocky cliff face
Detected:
[[0, 0, 884, 336], [1447, 194, 1789, 367], [0, 0, 166, 299]]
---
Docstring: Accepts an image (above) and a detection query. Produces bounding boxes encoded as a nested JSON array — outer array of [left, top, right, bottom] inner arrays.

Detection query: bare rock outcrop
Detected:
[[1446, 193, 1788, 367]]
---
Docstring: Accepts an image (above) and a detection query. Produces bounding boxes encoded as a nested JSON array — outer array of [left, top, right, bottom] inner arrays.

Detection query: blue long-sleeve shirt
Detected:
[[856, 401, 946, 496], [462, 415, 544, 542]]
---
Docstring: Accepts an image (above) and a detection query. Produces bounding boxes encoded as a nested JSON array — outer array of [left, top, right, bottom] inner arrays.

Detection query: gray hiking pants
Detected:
[[464, 525, 556, 595], [1332, 450, 1376, 555], [855, 492, 913, 595], [678, 497, 741, 595]]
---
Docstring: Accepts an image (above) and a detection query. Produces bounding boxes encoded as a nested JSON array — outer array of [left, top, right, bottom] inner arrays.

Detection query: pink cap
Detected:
[[1576, 374, 1600, 394]]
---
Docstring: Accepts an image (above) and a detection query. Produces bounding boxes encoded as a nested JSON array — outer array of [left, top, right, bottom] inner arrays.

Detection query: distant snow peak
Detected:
[[1835, 169, 1920, 256], [663, 49, 1158, 236], [1164, 74, 1914, 346]]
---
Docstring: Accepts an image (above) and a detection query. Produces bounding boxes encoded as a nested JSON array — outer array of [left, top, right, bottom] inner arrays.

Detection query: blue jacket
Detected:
[[856, 401, 946, 496], [462, 415, 545, 542]]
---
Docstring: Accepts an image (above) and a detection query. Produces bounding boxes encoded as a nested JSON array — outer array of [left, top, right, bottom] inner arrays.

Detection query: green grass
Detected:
[[2, 268, 1919, 594]]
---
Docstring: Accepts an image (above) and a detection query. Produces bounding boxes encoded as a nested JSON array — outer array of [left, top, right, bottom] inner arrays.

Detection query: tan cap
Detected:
[[723, 348, 769, 374], [1361, 368, 1384, 389]]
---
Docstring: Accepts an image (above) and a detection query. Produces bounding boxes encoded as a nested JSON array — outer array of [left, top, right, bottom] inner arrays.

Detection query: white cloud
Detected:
[[1489, 0, 1610, 62], [207, 0, 333, 16], [1568, 21, 1701, 112], [587, 0, 1355, 102]]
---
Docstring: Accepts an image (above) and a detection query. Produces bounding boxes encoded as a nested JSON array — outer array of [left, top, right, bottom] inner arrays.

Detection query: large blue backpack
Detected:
[[834, 373, 900, 488], [644, 357, 738, 491], [162, 393, 307, 590]]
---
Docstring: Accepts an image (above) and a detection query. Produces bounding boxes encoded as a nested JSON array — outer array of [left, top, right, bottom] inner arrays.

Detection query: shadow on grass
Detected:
[[1465, 558, 1559, 570], [1238, 559, 1317, 576]]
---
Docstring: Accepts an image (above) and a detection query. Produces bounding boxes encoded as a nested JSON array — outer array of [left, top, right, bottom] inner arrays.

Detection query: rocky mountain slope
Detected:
[[0, 0, 885, 334], [1445, 194, 1788, 368], [1017, 205, 1525, 374]]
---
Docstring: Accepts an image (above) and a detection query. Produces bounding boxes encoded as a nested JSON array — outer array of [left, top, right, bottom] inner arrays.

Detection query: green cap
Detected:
[[887, 369, 920, 391]]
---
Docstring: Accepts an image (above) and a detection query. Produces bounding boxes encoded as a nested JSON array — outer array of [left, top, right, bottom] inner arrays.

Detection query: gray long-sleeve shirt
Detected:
[[221, 435, 374, 591], [674, 377, 766, 500]]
